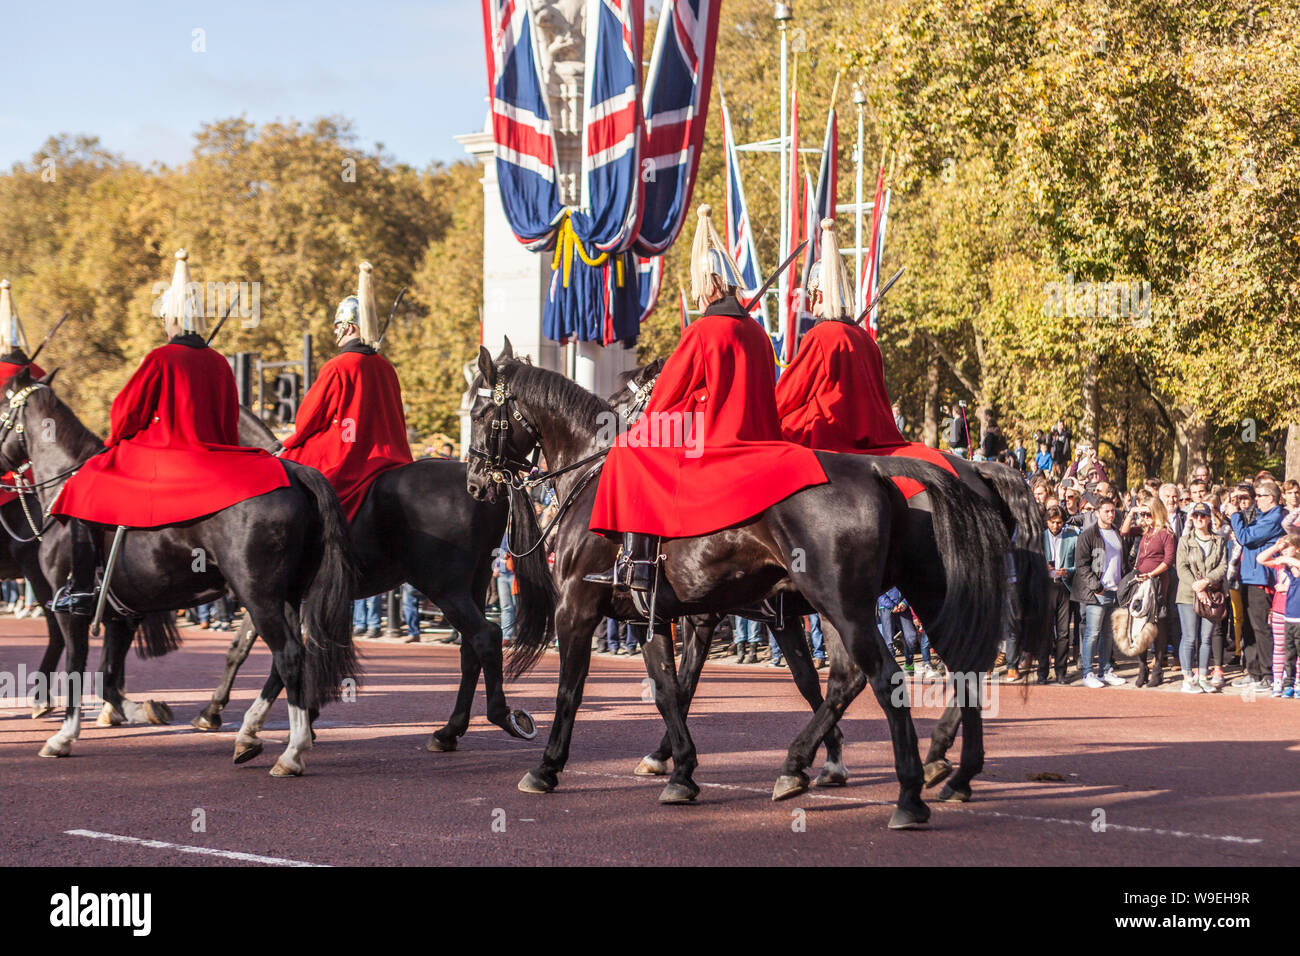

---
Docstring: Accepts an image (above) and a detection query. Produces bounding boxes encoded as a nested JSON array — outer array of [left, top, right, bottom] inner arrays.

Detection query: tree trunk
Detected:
[[1081, 351, 1101, 446], [923, 347, 940, 448], [1174, 412, 1209, 484], [1286, 422, 1300, 482]]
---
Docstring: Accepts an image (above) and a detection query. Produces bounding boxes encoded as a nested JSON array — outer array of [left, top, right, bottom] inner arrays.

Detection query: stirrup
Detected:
[[49, 584, 97, 617]]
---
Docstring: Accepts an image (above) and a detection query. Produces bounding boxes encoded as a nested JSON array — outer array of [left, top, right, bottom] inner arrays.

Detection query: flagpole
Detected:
[[775, 3, 792, 337], [853, 85, 866, 316]]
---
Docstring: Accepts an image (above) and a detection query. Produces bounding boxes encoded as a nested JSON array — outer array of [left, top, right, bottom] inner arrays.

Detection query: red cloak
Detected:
[[51, 337, 289, 528], [590, 297, 827, 538], [0, 358, 45, 508], [774, 319, 956, 498], [279, 344, 412, 521]]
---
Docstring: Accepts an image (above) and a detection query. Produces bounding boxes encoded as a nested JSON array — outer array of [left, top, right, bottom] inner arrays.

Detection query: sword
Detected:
[[204, 291, 242, 348], [26, 311, 71, 367], [855, 267, 905, 326], [91, 525, 127, 638], [377, 287, 408, 346], [743, 240, 809, 313]]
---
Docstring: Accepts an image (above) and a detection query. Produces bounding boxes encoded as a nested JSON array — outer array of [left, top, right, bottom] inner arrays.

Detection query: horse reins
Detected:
[[469, 376, 610, 559], [0, 382, 85, 541]]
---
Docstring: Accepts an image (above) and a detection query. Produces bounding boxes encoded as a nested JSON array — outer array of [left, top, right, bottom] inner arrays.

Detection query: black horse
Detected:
[[608, 361, 1049, 803], [467, 344, 1012, 828], [0, 369, 358, 775], [178, 407, 547, 755]]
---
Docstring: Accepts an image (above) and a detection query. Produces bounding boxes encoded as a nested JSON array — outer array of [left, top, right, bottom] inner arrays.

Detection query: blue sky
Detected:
[[2, 0, 489, 170]]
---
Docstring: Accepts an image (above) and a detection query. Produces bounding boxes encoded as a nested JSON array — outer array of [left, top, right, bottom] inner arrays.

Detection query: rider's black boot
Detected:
[[583, 531, 660, 592], [51, 519, 98, 616]]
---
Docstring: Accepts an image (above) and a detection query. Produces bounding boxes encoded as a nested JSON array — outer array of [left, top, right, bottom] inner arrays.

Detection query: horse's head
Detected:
[[606, 358, 665, 425], [0, 367, 59, 473], [465, 338, 540, 502]]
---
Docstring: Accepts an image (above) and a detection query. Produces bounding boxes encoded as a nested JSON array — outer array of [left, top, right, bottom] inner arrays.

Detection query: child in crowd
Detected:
[[1259, 534, 1300, 697]]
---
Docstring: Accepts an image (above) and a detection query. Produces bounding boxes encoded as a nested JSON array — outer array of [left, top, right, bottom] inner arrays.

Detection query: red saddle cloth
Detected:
[[0, 359, 45, 507], [590, 297, 827, 538], [774, 319, 956, 498], [51, 338, 289, 528], [279, 344, 412, 521]]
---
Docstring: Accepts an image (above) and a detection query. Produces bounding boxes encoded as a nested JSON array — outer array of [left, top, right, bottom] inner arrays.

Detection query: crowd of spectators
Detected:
[[941, 409, 1300, 695]]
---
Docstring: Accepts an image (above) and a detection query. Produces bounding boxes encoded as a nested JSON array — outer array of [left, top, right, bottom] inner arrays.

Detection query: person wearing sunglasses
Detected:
[[1227, 482, 1285, 690], [1122, 494, 1177, 687], [1176, 503, 1228, 692]]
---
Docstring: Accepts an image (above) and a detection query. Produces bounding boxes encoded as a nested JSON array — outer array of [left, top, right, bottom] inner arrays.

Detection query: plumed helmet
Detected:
[[161, 249, 206, 335], [335, 261, 379, 347], [0, 279, 30, 353], [808, 218, 853, 320], [689, 204, 743, 301]]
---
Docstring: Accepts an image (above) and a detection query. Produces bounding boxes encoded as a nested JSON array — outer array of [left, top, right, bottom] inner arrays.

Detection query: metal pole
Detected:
[[854, 90, 866, 316], [777, 18, 790, 331], [91, 526, 127, 638], [302, 333, 313, 391]]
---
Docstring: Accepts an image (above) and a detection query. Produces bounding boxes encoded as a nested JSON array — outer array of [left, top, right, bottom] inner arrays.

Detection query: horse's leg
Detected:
[[193, 614, 258, 731], [430, 594, 535, 749], [922, 702, 960, 790], [427, 630, 482, 752], [95, 620, 132, 726], [639, 620, 700, 803], [233, 668, 283, 766], [256, 607, 313, 777], [939, 697, 985, 803], [518, 593, 599, 794], [771, 618, 869, 799], [635, 617, 701, 776], [38, 612, 89, 758], [821, 612, 929, 829], [30, 581, 64, 719]]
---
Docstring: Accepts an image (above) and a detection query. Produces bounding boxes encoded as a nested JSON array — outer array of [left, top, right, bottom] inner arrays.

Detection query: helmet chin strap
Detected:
[[334, 322, 358, 347]]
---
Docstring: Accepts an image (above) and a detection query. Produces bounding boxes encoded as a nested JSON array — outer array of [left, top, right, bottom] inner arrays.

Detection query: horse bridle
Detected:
[[469, 379, 542, 488], [0, 382, 60, 541]]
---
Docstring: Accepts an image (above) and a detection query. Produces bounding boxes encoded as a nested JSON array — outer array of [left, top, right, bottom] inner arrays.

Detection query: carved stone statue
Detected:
[[532, 0, 586, 206]]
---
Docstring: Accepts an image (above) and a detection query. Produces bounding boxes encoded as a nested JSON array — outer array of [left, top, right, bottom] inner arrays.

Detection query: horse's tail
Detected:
[[505, 487, 557, 680], [973, 461, 1051, 670], [133, 611, 182, 659], [868, 456, 1008, 674], [293, 464, 361, 708]]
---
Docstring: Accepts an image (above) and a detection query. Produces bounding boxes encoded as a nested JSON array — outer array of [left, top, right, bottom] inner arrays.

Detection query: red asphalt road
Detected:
[[1, 617, 1296, 867]]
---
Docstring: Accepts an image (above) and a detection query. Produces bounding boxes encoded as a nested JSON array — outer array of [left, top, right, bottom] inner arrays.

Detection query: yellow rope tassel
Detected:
[[550, 213, 611, 288]]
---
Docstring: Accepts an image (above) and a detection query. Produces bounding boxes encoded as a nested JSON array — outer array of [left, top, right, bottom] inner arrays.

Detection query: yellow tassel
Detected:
[[550, 213, 611, 289]]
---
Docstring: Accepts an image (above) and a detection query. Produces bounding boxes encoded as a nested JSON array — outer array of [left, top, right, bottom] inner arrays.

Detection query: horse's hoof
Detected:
[[813, 762, 849, 788], [923, 759, 953, 789], [888, 801, 932, 830], [426, 733, 457, 753], [658, 781, 700, 804], [633, 754, 669, 776], [938, 784, 971, 803], [518, 770, 557, 794], [269, 758, 303, 777], [506, 709, 537, 740], [191, 713, 222, 732], [95, 702, 123, 727], [232, 739, 264, 764], [144, 701, 173, 725], [31, 703, 54, 719], [772, 772, 810, 801]]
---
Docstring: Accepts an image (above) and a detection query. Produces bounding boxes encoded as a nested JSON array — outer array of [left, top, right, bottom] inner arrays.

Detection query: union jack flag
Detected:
[[720, 87, 769, 333], [571, 0, 644, 253], [480, 0, 564, 249], [636, 254, 662, 324], [635, 0, 722, 255]]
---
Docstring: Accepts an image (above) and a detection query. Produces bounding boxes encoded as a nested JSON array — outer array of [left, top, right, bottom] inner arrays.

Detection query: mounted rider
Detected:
[[0, 280, 48, 510], [278, 261, 412, 521], [587, 204, 827, 591], [49, 249, 290, 614], [774, 218, 956, 498]]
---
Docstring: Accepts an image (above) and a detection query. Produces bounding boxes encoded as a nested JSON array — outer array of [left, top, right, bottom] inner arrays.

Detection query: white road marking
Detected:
[[566, 770, 1265, 846], [65, 829, 330, 866]]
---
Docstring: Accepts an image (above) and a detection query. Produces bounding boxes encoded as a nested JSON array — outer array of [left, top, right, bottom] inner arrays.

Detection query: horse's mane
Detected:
[[14, 372, 105, 460], [500, 358, 612, 432]]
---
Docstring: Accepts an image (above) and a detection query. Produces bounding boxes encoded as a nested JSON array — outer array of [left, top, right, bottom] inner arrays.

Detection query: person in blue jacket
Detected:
[[1229, 481, 1285, 688]]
